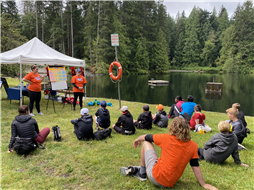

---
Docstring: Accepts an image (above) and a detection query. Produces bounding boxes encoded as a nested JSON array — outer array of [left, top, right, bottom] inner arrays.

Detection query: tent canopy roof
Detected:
[[0, 37, 85, 67]]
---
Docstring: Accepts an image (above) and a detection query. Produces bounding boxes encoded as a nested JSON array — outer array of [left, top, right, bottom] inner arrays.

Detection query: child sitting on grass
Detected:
[[133, 105, 152, 130], [94, 100, 110, 130], [71, 108, 94, 140], [152, 104, 168, 128], [112, 106, 135, 135], [226, 108, 246, 144], [189, 104, 206, 130], [198, 121, 249, 167], [232, 103, 249, 133]]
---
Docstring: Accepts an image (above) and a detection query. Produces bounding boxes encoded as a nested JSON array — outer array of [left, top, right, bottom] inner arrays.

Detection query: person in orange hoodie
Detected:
[[71, 68, 87, 111]]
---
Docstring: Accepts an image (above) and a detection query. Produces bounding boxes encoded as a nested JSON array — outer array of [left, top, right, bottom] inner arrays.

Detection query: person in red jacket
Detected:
[[189, 104, 206, 130], [71, 68, 87, 111]]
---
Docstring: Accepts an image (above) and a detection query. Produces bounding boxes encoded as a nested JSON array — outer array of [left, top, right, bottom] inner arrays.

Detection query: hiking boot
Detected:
[[238, 143, 248, 151], [133, 169, 147, 181], [120, 166, 139, 176], [38, 112, 44, 115], [29, 113, 35, 117]]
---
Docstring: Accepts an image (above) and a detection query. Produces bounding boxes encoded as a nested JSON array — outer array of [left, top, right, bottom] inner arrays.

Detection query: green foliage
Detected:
[[133, 37, 149, 74]]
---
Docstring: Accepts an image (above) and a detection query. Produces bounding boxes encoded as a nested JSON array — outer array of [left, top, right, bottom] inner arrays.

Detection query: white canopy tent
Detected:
[[0, 37, 86, 106]]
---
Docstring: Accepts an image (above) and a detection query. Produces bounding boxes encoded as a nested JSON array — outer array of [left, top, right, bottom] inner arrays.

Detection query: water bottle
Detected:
[[155, 112, 157, 116]]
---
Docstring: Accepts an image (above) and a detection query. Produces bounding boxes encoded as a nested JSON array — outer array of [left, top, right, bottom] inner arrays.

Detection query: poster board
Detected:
[[48, 66, 67, 90]]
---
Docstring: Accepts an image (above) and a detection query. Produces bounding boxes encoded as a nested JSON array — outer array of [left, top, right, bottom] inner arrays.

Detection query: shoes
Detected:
[[73, 108, 76, 111], [120, 166, 139, 176], [38, 112, 44, 115], [133, 169, 147, 181], [238, 143, 248, 151], [29, 113, 35, 116]]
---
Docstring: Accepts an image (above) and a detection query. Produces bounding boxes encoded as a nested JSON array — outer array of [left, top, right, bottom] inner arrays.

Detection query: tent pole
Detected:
[[19, 62, 22, 106], [84, 62, 86, 106], [44, 64, 46, 90]]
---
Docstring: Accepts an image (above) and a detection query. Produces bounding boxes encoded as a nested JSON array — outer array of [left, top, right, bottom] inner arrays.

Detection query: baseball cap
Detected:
[[80, 108, 89, 115], [143, 105, 149, 111], [156, 104, 164, 111], [76, 68, 81, 72], [121, 106, 128, 112], [100, 100, 107, 107]]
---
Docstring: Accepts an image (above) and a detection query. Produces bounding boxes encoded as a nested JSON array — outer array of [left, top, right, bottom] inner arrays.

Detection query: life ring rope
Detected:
[[109, 61, 122, 81]]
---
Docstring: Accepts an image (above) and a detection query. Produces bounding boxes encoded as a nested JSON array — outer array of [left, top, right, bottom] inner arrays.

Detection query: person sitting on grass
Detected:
[[120, 117, 217, 190], [8, 105, 50, 153], [198, 121, 249, 167], [94, 100, 110, 130], [226, 108, 246, 144], [189, 104, 206, 130], [133, 105, 152, 130], [112, 106, 135, 135], [181, 95, 197, 119], [152, 104, 168, 128], [232, 103, 249, 132], [168, 96, 184, 118], [71, 108, 94, 140]]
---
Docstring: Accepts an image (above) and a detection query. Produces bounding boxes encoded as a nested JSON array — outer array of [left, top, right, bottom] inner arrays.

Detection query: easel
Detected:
[[62, 87, 73, 110], [46, 89, 56, 113]]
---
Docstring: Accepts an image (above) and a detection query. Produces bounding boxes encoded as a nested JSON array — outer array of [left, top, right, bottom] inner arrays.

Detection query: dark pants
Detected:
[[113, 125, 135, 135], [134, 122, 151, 130], [198, 148, 205, 160], [168, 104, 181, 118], [73, 92, 83, 109], [28, 90, 41, 113], [35, 127, 50, 144]]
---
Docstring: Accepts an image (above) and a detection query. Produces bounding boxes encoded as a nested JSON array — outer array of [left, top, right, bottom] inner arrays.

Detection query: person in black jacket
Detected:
[[8, 105, 50, 153], [134, 105, 152, 130], [232, 103, 248, 128], [94, 100, 110, 130], [152, 104, 168, 128], [71, 108, 94, 140], [112, 106, 135, 135]]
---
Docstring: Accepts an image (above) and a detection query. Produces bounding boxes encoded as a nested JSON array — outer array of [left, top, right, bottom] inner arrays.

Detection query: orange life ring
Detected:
[[109, 61, 122, 81]]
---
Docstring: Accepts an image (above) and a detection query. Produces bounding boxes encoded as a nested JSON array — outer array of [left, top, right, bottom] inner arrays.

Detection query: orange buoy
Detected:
[[109, 61, 122, 81]]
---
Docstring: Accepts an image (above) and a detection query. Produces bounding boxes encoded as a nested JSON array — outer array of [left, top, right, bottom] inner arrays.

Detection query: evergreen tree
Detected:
[[150, 29, 169, 73], [183, 7, 201, 66], [133, 37, 150, 74]]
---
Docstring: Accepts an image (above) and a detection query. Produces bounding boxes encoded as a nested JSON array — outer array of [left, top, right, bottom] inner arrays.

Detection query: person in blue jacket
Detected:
[[181, 95, 197, 118]]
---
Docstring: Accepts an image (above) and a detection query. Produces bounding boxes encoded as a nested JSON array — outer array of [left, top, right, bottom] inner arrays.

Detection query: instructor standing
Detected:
[[23, 65, 44, 116], [71, 68, 87, 111]]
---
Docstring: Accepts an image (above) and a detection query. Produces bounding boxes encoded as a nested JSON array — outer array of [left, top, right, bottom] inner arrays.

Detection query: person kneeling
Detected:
[[112, 106, 135, 135], [198, 121, 248, 167], [120, 117, 217, 190], [71, 108, 94, 140], [133, 105, 152, 130]]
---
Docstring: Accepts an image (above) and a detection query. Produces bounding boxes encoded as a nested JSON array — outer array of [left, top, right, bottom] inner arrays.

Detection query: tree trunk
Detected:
[[36, 1, 38, 38], [90, 23, 93, 67], [42, 12, 44, 42], [70, 1, 74, 57], [96, 1, 100, 64], [61, 1, 65, 54], [67, 3, 70, 56]]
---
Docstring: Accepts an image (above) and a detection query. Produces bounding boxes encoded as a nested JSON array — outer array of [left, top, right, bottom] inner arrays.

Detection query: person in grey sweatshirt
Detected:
[[198, 121, 248, 167]]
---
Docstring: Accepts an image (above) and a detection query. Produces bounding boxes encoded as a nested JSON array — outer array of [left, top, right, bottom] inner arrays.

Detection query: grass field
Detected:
[[1, 78, 253, 190]]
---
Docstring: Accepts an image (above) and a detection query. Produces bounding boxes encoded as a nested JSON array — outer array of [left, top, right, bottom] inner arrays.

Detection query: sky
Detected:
[[162, 0, 246, 19]]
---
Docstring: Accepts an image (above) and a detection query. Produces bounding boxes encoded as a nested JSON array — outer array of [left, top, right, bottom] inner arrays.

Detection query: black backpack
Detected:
[[13, 137, 45, 155], [94, 128, 112, 140], [52, 125, 61, 141]]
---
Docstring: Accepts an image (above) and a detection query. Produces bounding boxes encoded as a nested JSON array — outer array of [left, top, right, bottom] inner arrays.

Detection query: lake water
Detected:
[[69, 72, 254, 116]]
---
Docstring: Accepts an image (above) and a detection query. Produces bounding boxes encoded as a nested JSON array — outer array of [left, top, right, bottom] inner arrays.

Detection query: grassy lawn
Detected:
[[1, 78, 253, 190]]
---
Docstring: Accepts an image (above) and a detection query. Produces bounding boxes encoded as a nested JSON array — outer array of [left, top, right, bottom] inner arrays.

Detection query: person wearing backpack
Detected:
[[94, 100, 110, 130], [8, 105, 50, 153], [112, 106, 135, 135], [71, 108, 94, 140]]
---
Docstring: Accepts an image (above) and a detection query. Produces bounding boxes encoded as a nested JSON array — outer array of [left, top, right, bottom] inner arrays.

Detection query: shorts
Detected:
[[145, 149, 170, 188]]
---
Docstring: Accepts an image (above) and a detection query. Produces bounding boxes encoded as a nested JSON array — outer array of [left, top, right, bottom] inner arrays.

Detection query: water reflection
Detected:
[[68, 73, 254, 116]]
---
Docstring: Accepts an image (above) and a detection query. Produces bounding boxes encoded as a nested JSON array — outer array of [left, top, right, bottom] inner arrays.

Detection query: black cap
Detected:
[[143, 105, 149, 111]]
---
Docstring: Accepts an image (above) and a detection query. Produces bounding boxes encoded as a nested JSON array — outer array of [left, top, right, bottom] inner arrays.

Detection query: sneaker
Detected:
[[29, 113, 35, 117], [38, 112, 44, 115], [238, 143, 248, 151], [73, 108, 76, 111], [133, 169, 147, 181], [120, 166, 139, 176]]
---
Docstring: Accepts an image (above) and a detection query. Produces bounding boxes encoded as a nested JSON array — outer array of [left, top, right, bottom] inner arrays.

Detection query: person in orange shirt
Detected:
[[23, 65, 45, 116], [120, 117, 217, 190], [71, 68, 87, 111]]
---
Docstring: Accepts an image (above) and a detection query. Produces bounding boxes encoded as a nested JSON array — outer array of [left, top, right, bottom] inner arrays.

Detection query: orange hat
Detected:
[[156, 104, 164, 111]]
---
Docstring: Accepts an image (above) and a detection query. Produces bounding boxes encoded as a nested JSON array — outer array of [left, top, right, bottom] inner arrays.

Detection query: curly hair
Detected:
[[168, 117, 191, 142]]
